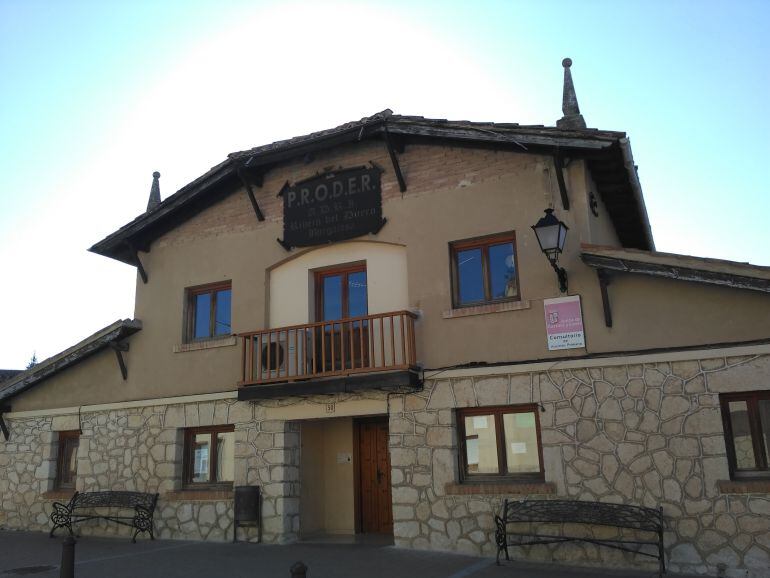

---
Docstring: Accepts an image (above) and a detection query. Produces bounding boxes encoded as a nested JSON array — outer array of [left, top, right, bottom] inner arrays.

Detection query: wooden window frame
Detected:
[[720, 391, 770, 480], [456, 404, 544, 483], [184, 281, 232, 343], [449, 231, 520, 309], [314, 263, 367, 322], [55, 430, 80, 490], [182, 425, 235, 489]]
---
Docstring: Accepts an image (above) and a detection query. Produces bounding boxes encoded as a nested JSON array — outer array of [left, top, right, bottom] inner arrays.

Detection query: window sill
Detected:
[[445, 482, 556, 495], [164, 489, 234, 501], [42, 490, 77, 501], [173, 336, 237, 353], [442, 300, 530, 319], [718, 480, 770, 494]]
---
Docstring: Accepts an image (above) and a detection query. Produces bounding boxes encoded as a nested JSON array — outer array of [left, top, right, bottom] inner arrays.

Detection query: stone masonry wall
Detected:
[[0, 390, 388, 545], [389, 353, 770, 578], [0, 397, 298, 543]]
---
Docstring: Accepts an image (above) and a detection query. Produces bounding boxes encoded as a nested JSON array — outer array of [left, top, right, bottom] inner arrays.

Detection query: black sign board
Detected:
[[278, 164, 386, 249]]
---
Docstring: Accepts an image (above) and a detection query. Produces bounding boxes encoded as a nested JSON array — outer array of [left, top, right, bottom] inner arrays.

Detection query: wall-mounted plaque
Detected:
[[278, 164, 386, 249], [543, 295, 585, 351]]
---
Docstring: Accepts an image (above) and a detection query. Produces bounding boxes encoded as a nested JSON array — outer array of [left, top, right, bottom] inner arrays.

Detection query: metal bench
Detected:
[[495, 499, 665, 576], [49, 490, 159, 542]]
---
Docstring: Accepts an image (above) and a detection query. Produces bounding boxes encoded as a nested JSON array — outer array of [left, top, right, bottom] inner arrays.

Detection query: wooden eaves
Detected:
[[0, 319, 142, 408], [581, 244, 770, 328], [89, 111, 655, 267]]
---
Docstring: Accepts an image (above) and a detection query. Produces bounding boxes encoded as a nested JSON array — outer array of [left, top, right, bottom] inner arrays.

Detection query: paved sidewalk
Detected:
[[0, 531, 688, 578]]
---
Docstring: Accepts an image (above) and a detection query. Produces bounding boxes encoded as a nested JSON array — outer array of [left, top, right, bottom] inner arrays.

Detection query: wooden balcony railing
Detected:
[[237, 310, 418, 386]]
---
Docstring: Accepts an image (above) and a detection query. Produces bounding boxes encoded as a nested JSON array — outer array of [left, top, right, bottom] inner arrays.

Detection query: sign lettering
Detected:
[[278, 165, 385, 249]]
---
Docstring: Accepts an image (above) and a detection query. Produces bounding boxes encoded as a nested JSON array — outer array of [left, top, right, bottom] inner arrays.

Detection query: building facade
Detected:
[[3, 64, 770, 576]]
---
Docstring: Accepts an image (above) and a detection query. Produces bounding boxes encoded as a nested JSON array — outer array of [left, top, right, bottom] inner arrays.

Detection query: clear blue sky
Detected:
[[0, 0, 768, 368]]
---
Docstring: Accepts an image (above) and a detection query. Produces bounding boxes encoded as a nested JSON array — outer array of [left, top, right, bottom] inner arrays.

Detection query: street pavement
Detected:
[[0, 530, 694, 577]]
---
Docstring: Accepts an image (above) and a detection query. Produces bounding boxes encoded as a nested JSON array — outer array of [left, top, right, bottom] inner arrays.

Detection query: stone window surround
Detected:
[[173, 335, 237, 353], [448, 231, 521, 310], [455, 403, 545, 484], [442, 299, 531, 319]]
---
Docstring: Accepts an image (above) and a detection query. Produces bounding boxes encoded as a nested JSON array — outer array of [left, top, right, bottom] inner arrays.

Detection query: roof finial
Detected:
[[146, 171, 161, 212], [556, 58, 586, 129]]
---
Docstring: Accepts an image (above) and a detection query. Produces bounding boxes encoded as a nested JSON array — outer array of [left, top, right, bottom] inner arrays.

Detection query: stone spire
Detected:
[[146, 171, 161, 212], [556, 58, 586, 129]]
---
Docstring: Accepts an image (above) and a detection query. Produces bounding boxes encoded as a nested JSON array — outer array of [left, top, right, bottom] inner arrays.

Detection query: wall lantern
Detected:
[[532, 208, 569, 293]]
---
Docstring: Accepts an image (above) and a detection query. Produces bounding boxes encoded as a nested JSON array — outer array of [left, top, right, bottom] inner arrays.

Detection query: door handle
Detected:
[[376, 468, 383, 484]]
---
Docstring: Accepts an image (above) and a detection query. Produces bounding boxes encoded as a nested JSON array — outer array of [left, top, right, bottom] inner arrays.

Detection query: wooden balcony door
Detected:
[[356, 418, 393, 534], [315, 265, 369, 371]]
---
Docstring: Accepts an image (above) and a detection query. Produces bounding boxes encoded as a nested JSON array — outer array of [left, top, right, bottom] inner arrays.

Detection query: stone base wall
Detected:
[[0, 396, 305, 543], [3, 354, 770, 576], [389, 354, 770, 578]]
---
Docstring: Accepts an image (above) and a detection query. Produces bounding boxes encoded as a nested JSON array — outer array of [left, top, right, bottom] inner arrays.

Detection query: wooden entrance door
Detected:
[[356, 418, 393, 534]]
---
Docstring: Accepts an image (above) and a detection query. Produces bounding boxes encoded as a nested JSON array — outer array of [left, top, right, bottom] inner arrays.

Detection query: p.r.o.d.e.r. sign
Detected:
[[278, 164, 385, 249]]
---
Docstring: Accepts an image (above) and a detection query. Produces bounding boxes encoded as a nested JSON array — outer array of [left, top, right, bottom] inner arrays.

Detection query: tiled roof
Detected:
[[0, 369, 21, 384], [89, 110, 650, 265], [0, 319, 142, 404]]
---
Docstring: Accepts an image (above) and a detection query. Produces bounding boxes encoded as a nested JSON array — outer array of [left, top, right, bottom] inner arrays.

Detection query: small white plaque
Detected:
[[510, 442, 527, 454]]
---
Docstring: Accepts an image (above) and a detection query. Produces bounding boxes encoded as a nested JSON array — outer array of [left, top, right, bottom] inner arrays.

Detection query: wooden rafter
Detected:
[[125, 241, 148, 284], [553, 152, 570, 210], [597, 269, 613, 328], [383, 125, 407, 193], [110, 342, 129, 380], [0, 405, 11, 441], [236, 166, 265, 221]]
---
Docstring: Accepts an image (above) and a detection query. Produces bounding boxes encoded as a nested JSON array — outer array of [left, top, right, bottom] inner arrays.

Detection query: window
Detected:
[[185, 282, 232, 341], [314, 264, 369, 371], [55, 431, 80, 489], [450, 232, 520, 307], [720, 391, 770, 479], [183, 426, 235, 487], [457, 405, 544, 482], [315, 264, 368, 322]]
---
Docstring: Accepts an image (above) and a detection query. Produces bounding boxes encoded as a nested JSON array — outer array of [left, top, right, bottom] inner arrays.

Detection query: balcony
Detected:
[[237, 311, 420, 399]]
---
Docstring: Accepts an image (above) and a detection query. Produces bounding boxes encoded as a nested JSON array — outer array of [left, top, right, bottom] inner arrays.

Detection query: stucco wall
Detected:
[[299, 418, 355, 535], [12, 139, 770, 411], [269, 241, 409, 327]]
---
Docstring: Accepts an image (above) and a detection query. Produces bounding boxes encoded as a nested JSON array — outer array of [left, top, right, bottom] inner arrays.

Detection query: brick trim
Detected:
[[717, 479, 770, 494], [444, 482, 556, 495], [163, 490, 234, 501]]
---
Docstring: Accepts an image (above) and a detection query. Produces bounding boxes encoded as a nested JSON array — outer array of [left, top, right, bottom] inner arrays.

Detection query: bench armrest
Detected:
[[133, 504, 154, 534]]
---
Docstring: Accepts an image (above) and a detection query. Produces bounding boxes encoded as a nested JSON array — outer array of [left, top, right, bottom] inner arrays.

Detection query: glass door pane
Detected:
[[463, 415, 498, 474], [503, 412, 540, 473], [348, 271, 368, 317], [193, 434, 211, 482], [322, 274, 343, 321], [729, 400, 756, 470]]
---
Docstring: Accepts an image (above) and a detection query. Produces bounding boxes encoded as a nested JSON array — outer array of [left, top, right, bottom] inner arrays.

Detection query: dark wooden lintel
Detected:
[[110, 342, 129, 380], [0, 405, 10, 441], [383, 126, 407, 193], [236, 166, 265, 221], [553, 152, 570, 210], [237, 370, 422, 401], [597, 269, 613, 328]]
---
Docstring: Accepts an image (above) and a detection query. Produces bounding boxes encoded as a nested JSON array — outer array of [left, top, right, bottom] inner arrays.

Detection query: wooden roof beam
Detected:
[[0, 405, 10, 441], [236, 165, 265, 221], [383, 125, 406, 193]]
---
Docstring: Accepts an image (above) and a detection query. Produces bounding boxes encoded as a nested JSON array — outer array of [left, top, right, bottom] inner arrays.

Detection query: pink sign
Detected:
[[544, 295, 585, 351]]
